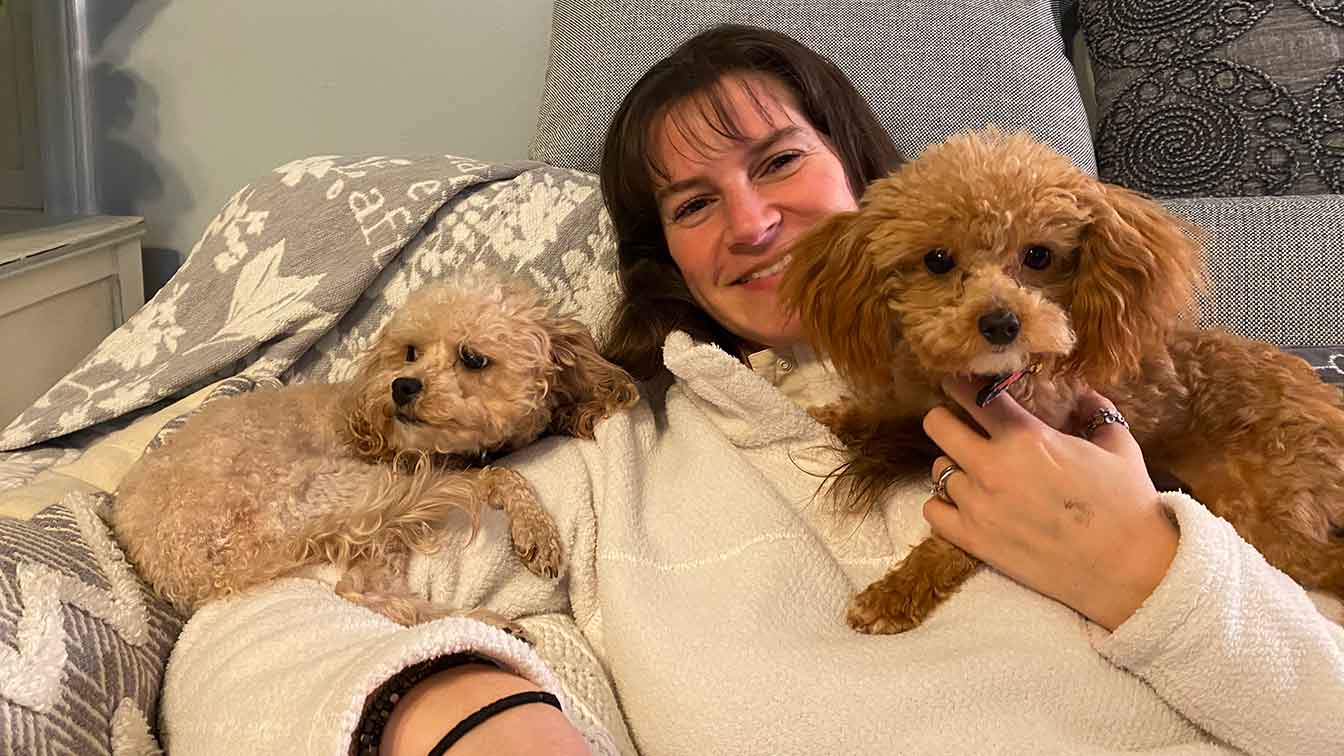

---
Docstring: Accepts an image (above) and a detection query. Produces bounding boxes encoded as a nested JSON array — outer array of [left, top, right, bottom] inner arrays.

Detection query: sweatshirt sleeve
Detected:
[[1088, 491, 1344, 756], [160, 578, 586, 755], [160, 432, 629, 756]]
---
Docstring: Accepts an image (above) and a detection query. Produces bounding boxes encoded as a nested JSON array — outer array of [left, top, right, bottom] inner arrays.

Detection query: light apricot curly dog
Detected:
[[781, 128, 1344, 634], [113, 275, 638, 628]]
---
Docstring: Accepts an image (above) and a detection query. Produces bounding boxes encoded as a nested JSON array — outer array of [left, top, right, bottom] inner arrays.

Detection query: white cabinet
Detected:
[[0, 215, 145, 427]]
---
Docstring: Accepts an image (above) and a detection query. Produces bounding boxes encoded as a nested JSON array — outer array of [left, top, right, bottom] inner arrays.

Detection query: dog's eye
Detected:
[[404, 345, 418, 363], [1023, 245, 1053, 270], [458, 344, 489, 370], [924, 249, 955, 275]]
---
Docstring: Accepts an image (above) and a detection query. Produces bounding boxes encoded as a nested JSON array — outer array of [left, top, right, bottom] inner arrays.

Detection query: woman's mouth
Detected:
[[734, 254, 793, 286]]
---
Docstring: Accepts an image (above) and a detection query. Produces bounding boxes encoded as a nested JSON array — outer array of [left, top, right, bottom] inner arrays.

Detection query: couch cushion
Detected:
[[532, 0, 1096, 175], [1080, 0, 1344, 197], [1161, 194, 1344, 350], [0, 493, 183, 754], [1160, 194, 1344, 386]]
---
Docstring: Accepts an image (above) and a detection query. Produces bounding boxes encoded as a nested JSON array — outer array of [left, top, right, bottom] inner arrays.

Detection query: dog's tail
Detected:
[[298, 455, 484, 568]]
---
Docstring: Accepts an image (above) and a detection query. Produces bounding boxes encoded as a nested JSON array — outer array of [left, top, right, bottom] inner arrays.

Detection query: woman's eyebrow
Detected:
[[654, 125, 808, 202]]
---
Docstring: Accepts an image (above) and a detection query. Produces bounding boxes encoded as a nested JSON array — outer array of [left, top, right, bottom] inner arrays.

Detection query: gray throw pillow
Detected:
[[1081, 0, 1344, 197], [532, 0, 1096, 175], [0, 493, 183, 754]]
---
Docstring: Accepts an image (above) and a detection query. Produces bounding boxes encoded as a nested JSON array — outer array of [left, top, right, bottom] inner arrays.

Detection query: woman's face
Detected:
[[651, 74, 859, 351]]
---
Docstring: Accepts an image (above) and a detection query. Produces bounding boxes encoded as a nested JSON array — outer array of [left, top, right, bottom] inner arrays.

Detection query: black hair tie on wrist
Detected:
[[427, 690, 563, 755]]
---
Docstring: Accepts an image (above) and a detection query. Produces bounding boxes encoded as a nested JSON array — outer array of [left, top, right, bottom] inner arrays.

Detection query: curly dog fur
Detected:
[[113, 275, 638, 627], [780, 128, 1344, 633]]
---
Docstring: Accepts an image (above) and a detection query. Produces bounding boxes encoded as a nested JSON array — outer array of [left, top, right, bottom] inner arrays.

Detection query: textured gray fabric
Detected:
[[531, 0, 1097, 175], [0, 493, 184, 755], [1081, 0, 1344, 197], [1289, 346, 1344, 386], [1161, 194, 1344, 356]]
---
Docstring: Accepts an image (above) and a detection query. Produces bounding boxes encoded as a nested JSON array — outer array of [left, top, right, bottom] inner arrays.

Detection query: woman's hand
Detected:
[[380, 663, 591, 756], [920, 377, 1179, 631]]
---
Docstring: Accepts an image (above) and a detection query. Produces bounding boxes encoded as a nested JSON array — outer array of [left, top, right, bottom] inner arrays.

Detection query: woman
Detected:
[[163, 24, 1344, 756]]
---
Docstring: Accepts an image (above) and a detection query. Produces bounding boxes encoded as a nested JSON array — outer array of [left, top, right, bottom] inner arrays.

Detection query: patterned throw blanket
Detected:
[[0, 154, 622, 754]]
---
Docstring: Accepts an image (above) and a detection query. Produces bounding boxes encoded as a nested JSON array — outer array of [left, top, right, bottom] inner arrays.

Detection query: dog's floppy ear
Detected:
[[1067, 183, 1207, 385], [342, 341, 396, 462], [781, 211, 895, 395], [545, 317, 640, 439]]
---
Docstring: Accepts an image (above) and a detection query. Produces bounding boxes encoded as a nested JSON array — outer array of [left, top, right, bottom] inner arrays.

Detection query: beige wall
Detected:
[[88, 1, 556, 295]]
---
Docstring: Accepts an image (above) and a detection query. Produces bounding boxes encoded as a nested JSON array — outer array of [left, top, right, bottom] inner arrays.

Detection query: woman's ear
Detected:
[[1067, 183, 1207, 385], [780, 211, 896, 395], [545, 317, 640, 439]]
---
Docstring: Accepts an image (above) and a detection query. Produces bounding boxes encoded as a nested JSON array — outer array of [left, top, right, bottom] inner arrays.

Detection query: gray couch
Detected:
[[0, 1, 1340, 753], [530, 0, 1344, 382]]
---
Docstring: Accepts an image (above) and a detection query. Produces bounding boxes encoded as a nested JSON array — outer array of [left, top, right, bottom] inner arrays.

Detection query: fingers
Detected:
[[926, 376, 1040, 476], [941, 376, 1041, 437], [922, 405, 988, 462], [922, 495, 970, 552], [929, 455, 971, 503], [1070, 389, 1141, 457]]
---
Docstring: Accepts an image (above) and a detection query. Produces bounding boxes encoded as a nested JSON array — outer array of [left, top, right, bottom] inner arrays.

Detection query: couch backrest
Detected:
[[530, 0, 1097, 176]]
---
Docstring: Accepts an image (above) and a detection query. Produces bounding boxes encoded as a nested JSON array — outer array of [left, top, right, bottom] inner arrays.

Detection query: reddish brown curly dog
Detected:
[[114, 275, 637, 629], [781, 128, 1344, 634]]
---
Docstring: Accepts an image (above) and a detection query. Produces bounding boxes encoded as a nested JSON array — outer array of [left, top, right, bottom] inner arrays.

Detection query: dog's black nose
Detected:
[[391, 377, 422, 406], [978, 309, 1021, 346]]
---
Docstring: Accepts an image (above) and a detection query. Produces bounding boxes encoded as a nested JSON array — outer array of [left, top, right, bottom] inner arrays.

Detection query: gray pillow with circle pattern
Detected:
[[1080, 0, 1344, 197]]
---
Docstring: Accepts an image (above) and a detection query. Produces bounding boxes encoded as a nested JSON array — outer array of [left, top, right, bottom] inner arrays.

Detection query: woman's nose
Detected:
[[723, 186, 780, 249]]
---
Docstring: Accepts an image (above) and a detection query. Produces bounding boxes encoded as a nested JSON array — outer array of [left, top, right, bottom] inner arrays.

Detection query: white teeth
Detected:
[[740, 254, 792, 283]]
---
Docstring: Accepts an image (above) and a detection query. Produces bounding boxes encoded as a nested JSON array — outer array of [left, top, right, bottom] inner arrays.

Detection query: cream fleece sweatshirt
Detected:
[[162, 332, 1344, 756]]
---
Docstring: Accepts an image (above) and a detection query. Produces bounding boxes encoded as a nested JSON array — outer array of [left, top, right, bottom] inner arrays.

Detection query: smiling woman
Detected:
[[598, 24, 902, 378], [650, 74, 859, 350]]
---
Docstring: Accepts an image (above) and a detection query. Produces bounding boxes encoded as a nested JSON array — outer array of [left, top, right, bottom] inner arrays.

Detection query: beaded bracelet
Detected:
[[352, 652, 501, 755]]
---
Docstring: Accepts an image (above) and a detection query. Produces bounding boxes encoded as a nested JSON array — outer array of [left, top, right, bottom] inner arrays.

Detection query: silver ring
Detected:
[[1084, 408, 1129, 439], [931, 461, 962, 501]]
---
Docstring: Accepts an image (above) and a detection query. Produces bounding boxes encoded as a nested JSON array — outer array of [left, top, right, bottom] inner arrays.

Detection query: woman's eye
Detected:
[[404, 345, 418, 363], [458, 344, 489, 370], [762, 151, 801, 174], [1023, 245, 1053, 270], [673, 197, 710, 221], [924, 248, 956, 275]]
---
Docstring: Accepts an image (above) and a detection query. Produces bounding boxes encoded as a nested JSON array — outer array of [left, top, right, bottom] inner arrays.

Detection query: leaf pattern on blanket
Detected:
[[210, 240, 325, 346]]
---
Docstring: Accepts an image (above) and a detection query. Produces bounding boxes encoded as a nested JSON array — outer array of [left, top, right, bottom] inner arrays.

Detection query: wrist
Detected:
[[379, 664, 541, 755], [1091, 504, 1180, 631]]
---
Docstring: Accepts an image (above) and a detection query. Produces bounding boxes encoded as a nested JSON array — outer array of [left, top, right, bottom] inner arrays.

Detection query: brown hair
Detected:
[[598, 23, 904, 380]]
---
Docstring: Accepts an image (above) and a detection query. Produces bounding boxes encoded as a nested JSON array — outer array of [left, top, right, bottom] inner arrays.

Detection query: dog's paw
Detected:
[[510, 515, 563, 579], [846, 584, 925, 635], [464, 607, 533, 644]]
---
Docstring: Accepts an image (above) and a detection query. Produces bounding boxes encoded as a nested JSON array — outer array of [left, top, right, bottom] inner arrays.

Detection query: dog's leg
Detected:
[[301, 464, 488, 567], [334, 559, 530, 640], [848, 536, 980, 634], [478, 467, 563, 579], [335, 558, 446, 625]]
